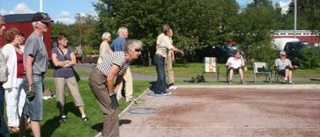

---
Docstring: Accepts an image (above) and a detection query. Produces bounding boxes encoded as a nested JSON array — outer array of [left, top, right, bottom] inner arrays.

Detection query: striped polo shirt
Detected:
[[97, 52, 129, 77]]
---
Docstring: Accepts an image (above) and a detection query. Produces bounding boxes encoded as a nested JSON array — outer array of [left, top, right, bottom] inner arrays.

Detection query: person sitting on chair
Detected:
[[225, 50, 246, 84], [274, 51, 294, 84]]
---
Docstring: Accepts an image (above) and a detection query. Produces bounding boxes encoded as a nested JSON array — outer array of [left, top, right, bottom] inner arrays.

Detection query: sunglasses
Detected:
[[134, 49, 142, 52]]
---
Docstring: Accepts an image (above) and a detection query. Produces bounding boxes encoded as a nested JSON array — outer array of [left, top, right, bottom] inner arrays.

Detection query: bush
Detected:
[[82, 45, 98, 56], [300, 46, 320, 68], [246, 44, 278, 67]]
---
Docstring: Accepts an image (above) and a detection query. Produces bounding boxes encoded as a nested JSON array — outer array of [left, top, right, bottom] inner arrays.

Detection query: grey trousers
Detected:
[[89, 68, 119, 137]]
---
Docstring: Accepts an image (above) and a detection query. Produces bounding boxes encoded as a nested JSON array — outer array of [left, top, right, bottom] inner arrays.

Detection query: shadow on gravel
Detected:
[[91, 119, 132, 132], [310, 78, 320, 81], [119, 119, 132, 126], [149, 81, 156, 91], [91, 122, 103, 132]]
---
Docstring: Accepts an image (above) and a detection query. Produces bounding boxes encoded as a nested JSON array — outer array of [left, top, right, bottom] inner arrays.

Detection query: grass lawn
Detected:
[[9, 80, 150, 137], [130, 63, 320, 78]]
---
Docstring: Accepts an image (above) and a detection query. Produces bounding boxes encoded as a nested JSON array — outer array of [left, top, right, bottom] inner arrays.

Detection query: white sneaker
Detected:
[[43, 96, 52, 100], [168, 85, 178, 90], [162, 92, 172, 96], [126, 97, 137, 102]]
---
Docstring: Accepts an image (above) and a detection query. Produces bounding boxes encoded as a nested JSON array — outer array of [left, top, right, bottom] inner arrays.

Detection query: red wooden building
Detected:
[[272, 30, 320, 46], [0, 13, 52, 59]]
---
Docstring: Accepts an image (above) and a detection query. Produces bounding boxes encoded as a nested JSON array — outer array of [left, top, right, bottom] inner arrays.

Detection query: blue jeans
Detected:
[[0, 83, 9, 137], [154, 54, 166, 94], [23, 75, 44, 120]]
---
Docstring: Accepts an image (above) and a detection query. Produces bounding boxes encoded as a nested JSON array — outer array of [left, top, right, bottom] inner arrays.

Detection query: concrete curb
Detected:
[[178, 84, 320, 89]]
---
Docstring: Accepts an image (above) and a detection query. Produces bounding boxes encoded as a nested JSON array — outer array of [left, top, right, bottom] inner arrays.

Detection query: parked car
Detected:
[[195, 45, 236, 63], [272, 38, 306, 66], [272, 38, 299, 51], [174, 48, 189, 64], [283, 41, 306, 66]]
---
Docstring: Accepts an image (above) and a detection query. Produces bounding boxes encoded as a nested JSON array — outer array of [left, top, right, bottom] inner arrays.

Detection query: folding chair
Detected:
[[253, 62, 272, 83], [274, 66, 295, 83], [274, 68, 285, 83], [202, 57, 220, 81]]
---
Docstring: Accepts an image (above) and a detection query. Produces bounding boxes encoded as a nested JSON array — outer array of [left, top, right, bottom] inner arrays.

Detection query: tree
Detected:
[[286, 0, 320, 31], [281, 0, 308, 30], [51, 22, 74, 46], [231, 0, 282, 63], [94, 0, 240, 62], [95, 0, 242, 43], [233, 0, 280, 45], [74, 13, 97, 48]]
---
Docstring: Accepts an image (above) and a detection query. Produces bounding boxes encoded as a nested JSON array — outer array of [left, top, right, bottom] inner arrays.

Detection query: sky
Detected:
[[0, 0, 291, 25]]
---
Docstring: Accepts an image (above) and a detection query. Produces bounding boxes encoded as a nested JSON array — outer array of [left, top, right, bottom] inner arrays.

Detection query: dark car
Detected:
[[283, 41, 305, 66], [195, 45, 236, 63], [174, 48, 189, 64]]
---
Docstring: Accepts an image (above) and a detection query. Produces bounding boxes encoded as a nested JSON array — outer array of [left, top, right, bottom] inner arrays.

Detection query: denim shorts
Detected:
[[23, 75, 44, 120]]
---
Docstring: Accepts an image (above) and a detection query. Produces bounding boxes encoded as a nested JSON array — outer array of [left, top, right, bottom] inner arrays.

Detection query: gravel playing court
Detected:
[[117, 84, 320, 137]]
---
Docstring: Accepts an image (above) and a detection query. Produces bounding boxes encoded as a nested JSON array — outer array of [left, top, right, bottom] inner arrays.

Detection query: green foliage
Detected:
[[82, 46, 98, 56], [246, 42, 278, 67], [52, 16, 97, 48], [300, 46, 320, 68], [94, 0, 240, 47], [51, 0, 320, 66], [73, 13, 98, 47], [87, 21, 103, 49], [51, 22, 75, 46], [283, 2, 309, 30], [287, 0, 320, 30], [235, 0, 280, 45]]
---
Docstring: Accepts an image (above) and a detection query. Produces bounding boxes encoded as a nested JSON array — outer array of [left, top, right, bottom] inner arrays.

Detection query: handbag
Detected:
[[257, 66, 266, 72], [72, 67, 80, 82]]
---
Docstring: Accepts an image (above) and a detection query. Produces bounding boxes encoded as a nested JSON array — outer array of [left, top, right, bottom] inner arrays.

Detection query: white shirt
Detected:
[[155, 35, 173, 58], [1, 44, 18, 89], [227, 57, 243, 69]]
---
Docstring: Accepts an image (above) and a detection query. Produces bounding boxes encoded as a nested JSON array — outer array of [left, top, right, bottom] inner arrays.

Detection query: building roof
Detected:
[[274, 30, 318, 33], [3, 13, 37, 22]]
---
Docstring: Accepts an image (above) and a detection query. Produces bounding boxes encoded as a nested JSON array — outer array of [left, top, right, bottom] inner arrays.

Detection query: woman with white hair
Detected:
[[274, 51, 294, 84], [89, 39, 142, 137], [97, 32, 112, 64]]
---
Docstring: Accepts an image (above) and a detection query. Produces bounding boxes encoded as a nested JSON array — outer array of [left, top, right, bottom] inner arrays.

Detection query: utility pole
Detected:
[[40, 0, 43, 12], [294, 0, 297, 38]]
